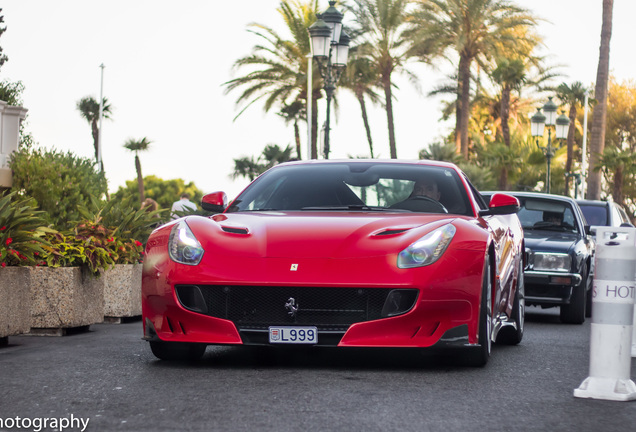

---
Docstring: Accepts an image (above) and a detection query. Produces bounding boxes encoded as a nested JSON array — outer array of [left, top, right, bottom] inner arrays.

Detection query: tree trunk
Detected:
[[501, 85, 511, 147], [458, 54, 472, 160], [382, 73, 397, 159], [294, 120, 301, 159], [587, 0, 613, 199], [135, 154, 144, 203], [498, 167, 508, 190], [564, 104, 578, 195], [357, 91, 374, 158], [91, 119, 99, 163]]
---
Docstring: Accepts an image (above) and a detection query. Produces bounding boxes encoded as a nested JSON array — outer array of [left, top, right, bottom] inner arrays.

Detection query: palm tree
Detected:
[[347, 0, 421, 159], [278, 101, 305, 159], [556, 81, 589, 196], [339, 50, 382, 158], [123, 137, 152, 203], [597, 146, 634, 207], [232, 144, 293, 181], [76, 96, 112, 170], [224, 1, 321, 158], [587, 0, 614, 200], [410, 0, 537, 159]]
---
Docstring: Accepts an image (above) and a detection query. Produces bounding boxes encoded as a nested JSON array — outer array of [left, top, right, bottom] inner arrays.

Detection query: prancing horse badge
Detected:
[[290, 264, 298, 271]]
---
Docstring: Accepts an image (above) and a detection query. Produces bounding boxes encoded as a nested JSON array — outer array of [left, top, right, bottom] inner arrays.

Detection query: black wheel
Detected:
[[560, 264, 587, 324], [496, 260, 525, 345], [465, 259, 492, 367], [149, 341, 207, 361]]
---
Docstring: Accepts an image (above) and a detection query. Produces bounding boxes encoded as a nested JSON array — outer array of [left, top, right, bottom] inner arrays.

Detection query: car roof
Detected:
[[483, 191, 577, 204], [277, 158, 461, 170]]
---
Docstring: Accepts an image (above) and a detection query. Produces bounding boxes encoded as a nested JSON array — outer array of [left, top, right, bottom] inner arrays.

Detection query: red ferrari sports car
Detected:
[[142, 160, 524, 366]]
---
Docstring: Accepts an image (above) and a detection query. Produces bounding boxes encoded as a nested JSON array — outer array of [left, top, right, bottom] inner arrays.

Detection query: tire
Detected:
[[497, 260, 525, 345], [560, 264, 587, 324], [465, 259, 492, 367], [149, 341, 207, 361]]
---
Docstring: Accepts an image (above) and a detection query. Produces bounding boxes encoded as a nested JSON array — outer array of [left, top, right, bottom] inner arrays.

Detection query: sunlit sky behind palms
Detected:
[[1, 0, 634, 200]]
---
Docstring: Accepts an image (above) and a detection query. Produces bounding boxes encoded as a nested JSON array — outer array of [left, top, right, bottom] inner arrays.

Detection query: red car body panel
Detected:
[[142, 160, 524, 355]]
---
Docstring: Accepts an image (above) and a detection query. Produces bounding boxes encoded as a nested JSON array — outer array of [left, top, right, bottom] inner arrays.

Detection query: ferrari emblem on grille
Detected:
[[285, 297, 299, 318], [290, 264, 298, 271]]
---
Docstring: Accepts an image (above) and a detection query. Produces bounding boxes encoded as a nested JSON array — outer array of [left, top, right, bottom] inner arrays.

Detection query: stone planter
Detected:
[[0, 267, 31, 344], [103, 263, 142, 322], [28, 267, 104, 336]]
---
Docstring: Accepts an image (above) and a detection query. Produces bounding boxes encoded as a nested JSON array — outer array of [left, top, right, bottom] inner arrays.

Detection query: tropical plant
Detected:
[[0, 79, 23, 105], [0, 192, 51, 267], [79, 195, 166, 247], [339, 48, 382, 158], [587, 0, 614, 200], [76, 95, 113, 170], [556, 81, 590, 195], [123, 137, 153, 203], [409, 0, 537, 159], [9, 145, 108, 229], [111, 175, 203, 211], [347, 0, 420, 159], [0, 9, 7, 70], [232, 144, 294, 181], [418, 141, 462, 164], [224, 0, 320, 158]]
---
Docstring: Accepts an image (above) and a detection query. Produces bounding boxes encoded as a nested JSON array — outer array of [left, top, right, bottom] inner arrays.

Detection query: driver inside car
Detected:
[[410, 179, 441, 201], [543, 211, 564, 226]]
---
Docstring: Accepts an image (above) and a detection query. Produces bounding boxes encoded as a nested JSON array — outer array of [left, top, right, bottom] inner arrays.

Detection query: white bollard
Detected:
[[633, 305, 636, 357], [574, 226, 636, 401]]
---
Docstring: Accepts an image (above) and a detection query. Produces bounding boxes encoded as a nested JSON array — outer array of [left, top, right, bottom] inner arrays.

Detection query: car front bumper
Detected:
[[524, 270, 582, 306]]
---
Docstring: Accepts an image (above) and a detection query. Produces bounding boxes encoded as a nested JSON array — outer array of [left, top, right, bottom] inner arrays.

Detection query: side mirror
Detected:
[[201, 191, 228, 213], [479, 193, 520, 216]]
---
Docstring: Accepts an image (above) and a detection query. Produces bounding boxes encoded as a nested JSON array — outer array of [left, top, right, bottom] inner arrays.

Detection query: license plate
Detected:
[[268, 326, 318, 344]]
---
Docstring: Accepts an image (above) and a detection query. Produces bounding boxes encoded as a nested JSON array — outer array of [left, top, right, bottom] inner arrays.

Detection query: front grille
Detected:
[[175, 285, 416, 331]]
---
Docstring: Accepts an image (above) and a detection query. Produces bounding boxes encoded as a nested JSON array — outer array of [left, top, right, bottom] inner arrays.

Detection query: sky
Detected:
[[1, 0, 635, 201]]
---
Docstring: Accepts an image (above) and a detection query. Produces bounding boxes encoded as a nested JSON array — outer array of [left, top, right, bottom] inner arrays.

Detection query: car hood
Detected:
[[523, 229, 579, 253], [188, 212, 459, 259]]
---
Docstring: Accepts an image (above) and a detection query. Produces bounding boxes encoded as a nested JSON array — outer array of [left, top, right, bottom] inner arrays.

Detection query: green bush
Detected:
[[40, 219, 144, 276], [0, 192, 51, 267], [111, 175, 203, 211], [9, 144, 108, 229], [79, 195, 166, 247]]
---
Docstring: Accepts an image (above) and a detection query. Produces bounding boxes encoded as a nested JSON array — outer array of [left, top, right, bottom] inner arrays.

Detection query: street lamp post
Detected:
[[531, 97, 570, 194], [308, 1, 350, 159]]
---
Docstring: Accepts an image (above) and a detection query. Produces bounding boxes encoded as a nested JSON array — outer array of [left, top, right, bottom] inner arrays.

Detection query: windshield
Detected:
[[578, 204, 607, 226], [227, 162, 473, 216], [517, 197, 579, 233]]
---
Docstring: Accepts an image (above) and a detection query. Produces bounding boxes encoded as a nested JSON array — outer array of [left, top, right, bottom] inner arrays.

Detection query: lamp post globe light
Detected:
[[531, 97, 570, 194], [308, 1, 350, 159]]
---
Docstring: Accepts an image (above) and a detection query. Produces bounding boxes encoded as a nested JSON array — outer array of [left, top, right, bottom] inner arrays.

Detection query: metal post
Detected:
[[581, 92, 589, 197], [97, 63, 105, 172], [546, 128, 552, 194], [324, 76, 333, 159], [306, 54, 312, 160]]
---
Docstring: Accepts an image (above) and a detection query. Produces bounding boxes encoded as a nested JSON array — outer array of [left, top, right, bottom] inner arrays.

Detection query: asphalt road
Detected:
[[1, 307, 635, 432]]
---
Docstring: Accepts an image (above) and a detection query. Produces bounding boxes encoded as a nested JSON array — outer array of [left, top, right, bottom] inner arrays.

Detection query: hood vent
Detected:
[[221, 226, 249, 235], [375, 228, 411, 236]]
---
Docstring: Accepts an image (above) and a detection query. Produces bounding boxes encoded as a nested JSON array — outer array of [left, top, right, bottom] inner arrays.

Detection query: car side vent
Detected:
[[375, 228, 410, 236], [221, 226, 249, 235]]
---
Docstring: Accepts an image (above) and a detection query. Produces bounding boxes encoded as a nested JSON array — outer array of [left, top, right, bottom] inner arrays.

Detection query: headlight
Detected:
[[533, 252, 571, 272], [168, 220, 204, 265], [397, 224, 456, 268]]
